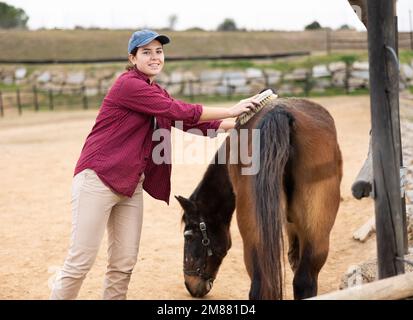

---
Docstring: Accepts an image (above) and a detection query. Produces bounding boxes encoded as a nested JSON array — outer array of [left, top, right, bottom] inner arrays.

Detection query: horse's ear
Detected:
[[175, 195, 197, 212]]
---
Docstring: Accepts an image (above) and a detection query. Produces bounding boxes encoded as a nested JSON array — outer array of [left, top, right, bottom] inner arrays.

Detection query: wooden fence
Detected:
[[326, 30, 413, 54]]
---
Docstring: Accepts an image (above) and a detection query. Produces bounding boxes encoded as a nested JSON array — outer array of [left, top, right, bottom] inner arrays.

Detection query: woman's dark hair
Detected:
[[126, 47, 139, 71]]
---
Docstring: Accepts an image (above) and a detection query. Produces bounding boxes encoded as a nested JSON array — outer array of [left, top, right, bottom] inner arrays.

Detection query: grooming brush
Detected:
[[236, 89, 278, 126]]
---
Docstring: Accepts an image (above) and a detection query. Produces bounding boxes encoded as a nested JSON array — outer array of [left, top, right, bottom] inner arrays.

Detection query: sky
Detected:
[[3, 0, 413, 32]]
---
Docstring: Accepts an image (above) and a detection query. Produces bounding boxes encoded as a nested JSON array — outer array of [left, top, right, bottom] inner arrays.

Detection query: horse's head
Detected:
[[176, 195, 232, 298]]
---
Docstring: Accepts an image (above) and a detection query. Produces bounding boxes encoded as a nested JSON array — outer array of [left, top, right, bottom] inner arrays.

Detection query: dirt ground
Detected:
[[0, 95, 377, 300]]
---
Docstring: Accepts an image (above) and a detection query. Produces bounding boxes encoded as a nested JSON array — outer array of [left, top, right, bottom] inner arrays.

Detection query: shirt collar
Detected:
[[132, 66, 151, 84]]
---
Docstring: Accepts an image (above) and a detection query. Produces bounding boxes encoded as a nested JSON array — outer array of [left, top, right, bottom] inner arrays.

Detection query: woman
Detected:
[[50, 29, 258, 300]]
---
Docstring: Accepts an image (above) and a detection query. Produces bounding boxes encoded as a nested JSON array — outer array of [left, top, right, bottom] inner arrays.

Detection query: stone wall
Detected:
[[2, 59, 413, 97]]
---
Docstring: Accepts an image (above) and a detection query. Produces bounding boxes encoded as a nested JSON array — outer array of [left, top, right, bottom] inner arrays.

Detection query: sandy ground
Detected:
[[0, 96, 377, 300]]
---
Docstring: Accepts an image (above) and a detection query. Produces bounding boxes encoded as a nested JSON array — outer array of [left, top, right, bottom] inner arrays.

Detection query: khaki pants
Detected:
[[50, 169, 144, 300]]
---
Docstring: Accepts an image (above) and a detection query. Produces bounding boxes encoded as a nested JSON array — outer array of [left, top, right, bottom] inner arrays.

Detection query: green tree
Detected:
[[217, 18, 237, 31], [338, 24, 355, 30], [0, 2, 29, 29], [168, 14, 178, 31], [305, 21, 322, 30]]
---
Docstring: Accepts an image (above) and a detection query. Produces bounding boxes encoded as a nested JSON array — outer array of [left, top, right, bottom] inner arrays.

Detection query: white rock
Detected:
[[401, 64, 413, 80], [214, 85, 231, 95], [349, 77, 367, 89], [329, 62, 346, 73], [263, 70, 282, 85], [284, 68, 308, 81], [37, 71, 51, 83], [344, 265, 364, 288], [312, 65, 331, 78], [182, 71, 197, 81], [245, 68, 263, 79], [15, 68, 27, 80], [222, 72, 247, 87], [182, 83, 201, 96], [85, 88, 99, 96], [234, 85, 252, 95], [406, 190, 413, 203], [406, 205, 413, 217], [332, 71, 346, 87], [200, 71, 222, 83], [2, 76, 14, 85], [314, 78, 331, 89], [166, 84, 182, 96], [351, 70, 370, 81], [66, 72, 85, 85], [353, 61, 369, 71], [169, 72, 184, 84]]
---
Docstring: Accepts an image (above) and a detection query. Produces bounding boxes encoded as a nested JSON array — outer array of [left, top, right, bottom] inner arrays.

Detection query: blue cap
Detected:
[[128, 29, 170, 54]]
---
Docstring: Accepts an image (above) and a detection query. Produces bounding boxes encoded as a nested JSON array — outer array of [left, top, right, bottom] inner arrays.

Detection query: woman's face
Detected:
[[130, 39, 164, 81]]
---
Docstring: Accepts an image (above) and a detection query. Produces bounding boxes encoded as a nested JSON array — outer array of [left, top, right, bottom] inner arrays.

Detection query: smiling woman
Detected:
[[130, 41, 165, 81]]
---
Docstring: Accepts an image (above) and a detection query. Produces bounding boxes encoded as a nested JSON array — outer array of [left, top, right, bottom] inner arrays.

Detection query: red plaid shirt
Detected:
[[74, 68, 221, 204]]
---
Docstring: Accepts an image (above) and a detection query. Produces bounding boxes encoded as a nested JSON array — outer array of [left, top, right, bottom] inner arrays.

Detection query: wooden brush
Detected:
[[236, 89, 278, 126]]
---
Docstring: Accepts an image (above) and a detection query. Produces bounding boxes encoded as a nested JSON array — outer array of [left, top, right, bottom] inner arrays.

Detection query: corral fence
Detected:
[[326, 30, 413, 54], [0, 69, 365, 117], [0, 51, 315, 117], [0, 85, 104, 117]]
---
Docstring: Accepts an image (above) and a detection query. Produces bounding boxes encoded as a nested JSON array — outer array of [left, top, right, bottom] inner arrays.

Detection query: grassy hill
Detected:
[[0, 29, 356, 61]]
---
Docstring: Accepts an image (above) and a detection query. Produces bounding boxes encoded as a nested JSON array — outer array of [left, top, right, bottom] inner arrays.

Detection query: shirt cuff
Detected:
[[191, 104, 203, 124]]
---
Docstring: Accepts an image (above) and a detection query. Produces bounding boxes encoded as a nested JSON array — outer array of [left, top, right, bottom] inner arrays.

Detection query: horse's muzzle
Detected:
[[184, 277, 213, 298]]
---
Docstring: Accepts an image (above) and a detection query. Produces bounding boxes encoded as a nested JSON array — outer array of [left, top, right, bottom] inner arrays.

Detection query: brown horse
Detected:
[[176, 97, 343, 300]]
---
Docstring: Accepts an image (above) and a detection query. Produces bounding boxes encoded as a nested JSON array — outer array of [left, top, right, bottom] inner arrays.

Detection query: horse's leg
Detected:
[[286, 222, 300, 273], [292, 236, 329, 299], [290, 181, 339, 300], [233, 174, 262, 300], [242, 244, 262, 300]]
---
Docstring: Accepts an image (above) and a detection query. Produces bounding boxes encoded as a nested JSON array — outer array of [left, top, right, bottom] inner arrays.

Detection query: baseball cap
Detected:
[[128, 29, 170, 54]]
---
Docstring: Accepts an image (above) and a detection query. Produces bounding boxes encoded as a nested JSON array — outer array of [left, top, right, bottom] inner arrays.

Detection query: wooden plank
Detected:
[[367, 0, 405, 278], [309, 272, 413, 300], [351, 136, 373, 199], [353, 216, 375, 242]]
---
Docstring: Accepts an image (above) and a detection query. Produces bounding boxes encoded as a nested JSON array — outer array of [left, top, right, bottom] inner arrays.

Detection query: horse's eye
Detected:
[[184, 229, 194, 240]]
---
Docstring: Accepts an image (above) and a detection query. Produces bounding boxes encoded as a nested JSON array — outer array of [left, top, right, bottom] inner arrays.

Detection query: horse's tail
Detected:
[[254, 106, 294, 299]]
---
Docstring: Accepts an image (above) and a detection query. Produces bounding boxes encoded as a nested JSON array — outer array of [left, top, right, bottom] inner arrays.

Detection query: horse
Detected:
[[176, 97, 343, 300]]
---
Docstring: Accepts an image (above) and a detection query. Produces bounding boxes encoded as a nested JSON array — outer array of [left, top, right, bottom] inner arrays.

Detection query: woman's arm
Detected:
[[198, 98, 259, 122], [218, 119, 236, 132]]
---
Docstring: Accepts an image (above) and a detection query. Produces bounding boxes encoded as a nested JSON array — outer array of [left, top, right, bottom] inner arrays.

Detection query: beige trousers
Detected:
[[50, 169, 144, 300]]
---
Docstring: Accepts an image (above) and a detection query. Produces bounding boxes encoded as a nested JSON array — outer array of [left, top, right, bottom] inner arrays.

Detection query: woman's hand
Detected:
[[198, 95, 260, 122], [228, 96, 260, 117]]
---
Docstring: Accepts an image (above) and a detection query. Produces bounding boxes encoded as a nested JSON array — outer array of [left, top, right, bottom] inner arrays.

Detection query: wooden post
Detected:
[[345, 61, 351, 95], [367, 0, 405, 278], [98, 79, 102, 96], [0, 91, 4, 117], [188, 80, 194, 102], [16, 88, 22, 115], [410, 10, 413, 50], [304, 70, 312, 97], [263, 71, 269, 88], [394, 8, 409, 256], [326, 29, 332, 55], [48, 89, 54, 111], [33, 85, 39, 111], [82, 86, 88, 110]]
